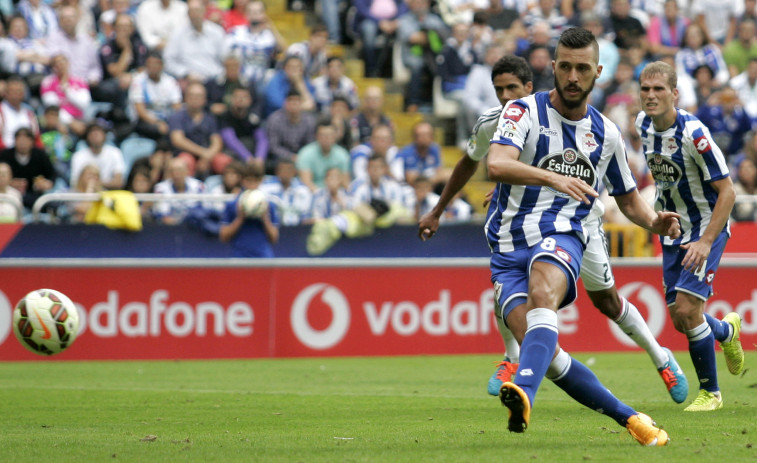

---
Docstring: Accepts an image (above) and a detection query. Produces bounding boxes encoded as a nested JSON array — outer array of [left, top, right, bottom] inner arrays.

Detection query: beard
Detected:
[[554, 76, 596, 109]]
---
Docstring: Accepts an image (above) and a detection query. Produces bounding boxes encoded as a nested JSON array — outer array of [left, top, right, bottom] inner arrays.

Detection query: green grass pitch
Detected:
[[0, 351, 755, 462]]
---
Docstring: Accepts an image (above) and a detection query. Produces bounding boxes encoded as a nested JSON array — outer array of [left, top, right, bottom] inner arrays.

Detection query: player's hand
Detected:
[[418, 212, 440, 241], [548, 175, 598, 204], [680, 239, 711, 274], [482, 187, 494, 209], [652, 210, 681, 239]]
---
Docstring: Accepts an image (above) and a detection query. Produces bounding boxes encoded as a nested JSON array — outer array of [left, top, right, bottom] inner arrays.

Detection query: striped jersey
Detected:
[[635, 109, 730, 246], [487, 92, 637, 253]]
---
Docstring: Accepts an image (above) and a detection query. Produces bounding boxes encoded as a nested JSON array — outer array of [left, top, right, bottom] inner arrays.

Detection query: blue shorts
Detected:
[[662, 230, 728, 305], [490, 233, 584, 321]]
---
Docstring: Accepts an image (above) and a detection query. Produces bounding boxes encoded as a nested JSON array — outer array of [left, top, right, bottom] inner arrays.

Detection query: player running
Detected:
[[418, 55, 688, 405], [484, 27, 680, 444], [636, 61, 745, 412]]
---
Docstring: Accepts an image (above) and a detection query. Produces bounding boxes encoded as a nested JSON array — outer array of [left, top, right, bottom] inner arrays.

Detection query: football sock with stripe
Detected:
[[686, 320, 719, 392], [496, 312, 520, 363], [514, 308, 558, 406], [548, 348, 636, 426], [614, 296, 667, 368]]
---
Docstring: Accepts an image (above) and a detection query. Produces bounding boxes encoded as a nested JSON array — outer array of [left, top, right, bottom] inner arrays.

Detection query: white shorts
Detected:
[[580, 217, 615, 292]]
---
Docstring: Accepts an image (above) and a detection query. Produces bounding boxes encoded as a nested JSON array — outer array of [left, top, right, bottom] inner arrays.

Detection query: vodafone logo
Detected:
[[611, 282, 667, 347], [291, 283, 350, 350], [0, 290, 11, 346]]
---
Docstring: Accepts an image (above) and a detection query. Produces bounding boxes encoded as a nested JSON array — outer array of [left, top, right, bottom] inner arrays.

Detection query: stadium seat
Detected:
[[120, 137, 157, 175], [392, 41, 410, 85], [432, 77, 459, 119]]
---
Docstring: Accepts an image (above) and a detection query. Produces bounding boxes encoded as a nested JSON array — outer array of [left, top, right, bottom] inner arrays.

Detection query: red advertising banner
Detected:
[[0, 262, 754, 360]]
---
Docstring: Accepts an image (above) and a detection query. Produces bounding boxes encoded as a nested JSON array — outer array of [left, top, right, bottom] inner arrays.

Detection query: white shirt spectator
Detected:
[[0, 100, 41, 149], [690, 0, 744, 43], [350, 144, 403, 183], [70, 144, 127, 187], [152, 176, 205, 220], [163, 20, 225, 81], [311, 185, 349, 219], [730, 71, 757, 119], [311, 74, 360, 113], [127, 70, 183, 122], [223, 26, 279, 86], [135, 0, 189, 50], [348, 175, 404, 208], [260, 175, 313, 226]]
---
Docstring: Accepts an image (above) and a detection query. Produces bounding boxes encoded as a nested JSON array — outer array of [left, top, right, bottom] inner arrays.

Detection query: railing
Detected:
[[0, 193, 23, 222]]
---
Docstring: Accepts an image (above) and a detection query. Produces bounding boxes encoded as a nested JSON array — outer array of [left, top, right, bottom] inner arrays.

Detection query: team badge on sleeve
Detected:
[[694, 135, 711, 154], [503, 103, 526, 122]]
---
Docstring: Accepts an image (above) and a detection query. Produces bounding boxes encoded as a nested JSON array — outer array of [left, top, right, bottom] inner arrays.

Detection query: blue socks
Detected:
[[514, 308, 558, 406], [704, 313, 731, 342], [548, 349, 636, 427], [686, 320, 719, 392]]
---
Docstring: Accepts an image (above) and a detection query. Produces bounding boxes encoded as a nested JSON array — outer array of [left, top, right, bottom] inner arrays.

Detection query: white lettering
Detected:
[[120, 302, 147, 337], [196, 302, 224, 336], [422, 291, 450, 335], [451, 300, 477, 334], [227, 302, 254, 336], [392, 302, 420, 336], [363, 301, 393, 335], [165, 302, 194, 337], [479, 289, 494, 334], [90, 290, 119, 337], [149, 290, 168, 336]]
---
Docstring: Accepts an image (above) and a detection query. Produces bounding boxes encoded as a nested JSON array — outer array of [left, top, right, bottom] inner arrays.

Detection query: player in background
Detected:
[[636, 61, 744, 412], [418, 55, 688, 405], [485, 27, 680, 444]]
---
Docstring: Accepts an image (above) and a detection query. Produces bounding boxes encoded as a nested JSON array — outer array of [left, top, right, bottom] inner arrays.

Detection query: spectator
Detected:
[[70, 122, 126, 189], [723, 18, 757, 78], [0, 76, 42, 150], [0, 15, 50, 93], [135, 0, 189, 52], [461, 43, 506, 147], [410, 174, 438, 220], [398, 121, 444, 186], [351, 85, 393, 145], [206, 54, 258, 117], [692, 64, 722, 109], [646, 0, 689, 58], [58, 0, 97, 38], [349, 154, 404, 209], [222, 0, 250, 32], [127, 138, 173, 187], [526, 44, 554, 92], [39, 105, 73, 180], [397, 0, 448, 112], [730, 57, 757, 121], [608, 0, 646, 51], [219, 87, 267, 169], [98, 14, 148, 108], [696, 87, 755, 162], [265, 89, 316, 174], [128, 51, 183, 141], [263, 54, 316, 116], [312, 56, 360, 114], [596, 56, 637, 113], [125, 164, 157, 222], [522, 0, 568, 44], [212, 160, 244, 195], [582, 12, 619, 100], [437, 0, 490, 25], [296, 120, 351, 192], [286, 22, 329, 79], [98, 0, 134, 39], [0, 127, 55, 209], [325, 95, 356, 150], [219, 163, 279, 257], [350, 123, 403, 183], [437, 22, 477, 115], [260, 158, 312, 225], [163, 0, 225, 84], [16, 0, 58, 40], [691, 0, 741, 45], [311, 166, 348, 220], [675, 22, 730, 87], [222, 0, 287, 88], [353, 0, 406, 78], [63, 163, 102, 223], [40, 54, 91, 137], [484, 0, 520, 30], [153, 156, 205, 224], [320, 0, 343, 43], [45, 6, 101, 87], [469, 11, 494, 58], [168, 81, 231, 178], [0, 162, 22, 221], [731, 156, 757, 221]]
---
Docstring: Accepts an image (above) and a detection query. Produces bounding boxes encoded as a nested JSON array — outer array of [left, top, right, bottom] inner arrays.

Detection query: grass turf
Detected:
[[0, 351, 755, 462]]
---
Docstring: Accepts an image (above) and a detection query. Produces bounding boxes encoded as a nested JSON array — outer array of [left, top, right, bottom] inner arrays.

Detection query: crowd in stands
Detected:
[[0, 0, 755, 230]]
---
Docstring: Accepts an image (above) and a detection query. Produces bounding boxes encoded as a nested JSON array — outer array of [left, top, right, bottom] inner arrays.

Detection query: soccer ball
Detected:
[[12, 289, 80, 356], [240, 189, 268, 218]]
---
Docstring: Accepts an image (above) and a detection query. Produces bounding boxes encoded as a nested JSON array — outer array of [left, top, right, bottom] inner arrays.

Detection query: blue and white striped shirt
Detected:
[[635, 109, 731, 246], [487, 92, 637, 253]]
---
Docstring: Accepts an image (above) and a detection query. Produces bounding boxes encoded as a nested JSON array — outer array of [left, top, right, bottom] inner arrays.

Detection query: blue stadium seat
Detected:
[[120, 137, 157, 175]]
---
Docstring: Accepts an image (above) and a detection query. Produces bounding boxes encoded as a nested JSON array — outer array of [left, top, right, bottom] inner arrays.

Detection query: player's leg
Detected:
[[546, 348, 669, 446], [487, 307, 520, 396]]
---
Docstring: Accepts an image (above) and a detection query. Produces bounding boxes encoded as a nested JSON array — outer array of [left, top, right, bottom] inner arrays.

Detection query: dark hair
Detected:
[[492, 55, 533, 84], [473, 11, 487, 24], [556, 27, 598, 62], [368, 153, 386, 164], [125, 165, 153, 192], [241, 162, 264, 179], [43, 105, 60, 114], [276, 158, 296, 168], [326, 56, 343, 65], [285, 88, 302, 99], [154, 139, 172, 152], [6, 75, 26, 87], [14, 127, 34, 140], [310, 22, 328, 36], [85, 121, 108, 140], [146, 50, 163, 61], [316, 119, 334, 131]]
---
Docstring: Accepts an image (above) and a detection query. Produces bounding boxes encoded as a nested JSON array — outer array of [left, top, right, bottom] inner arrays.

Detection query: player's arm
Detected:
[[418, 155, 478, 240], [261, 205, 280, 245], [680, 176, 735, 272], [613, 189, 681, 238], [486, 143, 597, 204], [219, 202, 244, 243]]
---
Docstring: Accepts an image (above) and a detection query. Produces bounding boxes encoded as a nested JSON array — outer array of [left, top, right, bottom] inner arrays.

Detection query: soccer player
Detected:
[[486, 27, 680, 444], [419, 55, 689, 404], [636, 61, 745, 412]]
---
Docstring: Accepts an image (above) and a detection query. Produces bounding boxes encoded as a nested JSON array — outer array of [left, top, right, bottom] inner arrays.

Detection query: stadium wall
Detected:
[[0, 259, 755, 360]]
